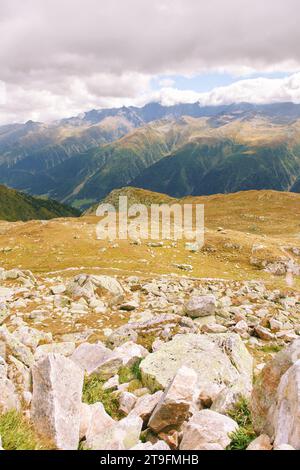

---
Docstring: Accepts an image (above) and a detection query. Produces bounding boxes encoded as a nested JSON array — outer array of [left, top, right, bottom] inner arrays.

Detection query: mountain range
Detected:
[[1, 101, 300, 209]]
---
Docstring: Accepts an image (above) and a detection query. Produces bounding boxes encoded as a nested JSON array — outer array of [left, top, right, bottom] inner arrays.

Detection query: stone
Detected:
[[51, 285, 66, 295], [270, 319, 283, 332], [103, 375, 119, 390], [85, 414, 142, 450], [179, 409, 238, 450], [31, 353, 84, 450], [255, 325, 274, 341], [91, 275, 123, 297], [268, 360, 300, 449], [233, 320, 248, 335], [140, 333, 253, 399], [246, 434, 272, 450], [13, 325, 52, 350], [274, 444, 296, 450], [148, 366, 198, 432], [34, 342, 75, 361], [251, 339, 300, 434], [120, 301, 139, 311], [130, 391, 164, 424], [131, 440, 170, 450], [185, 295, 216, 318], [0, 326, 34, 367], [119, 392, 137, 415], [201, 323, 227, 334], [79, 403, 92, 440], [85, 402, 115, 448], [71, 342, 122, 379], [0, 376, 21, 412], [113, 341, 148, 367]]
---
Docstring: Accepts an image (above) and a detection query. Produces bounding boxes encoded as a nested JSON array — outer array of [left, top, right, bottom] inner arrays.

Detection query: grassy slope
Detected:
[[0, 188, 299, 293], [0, 185, 80, 221]]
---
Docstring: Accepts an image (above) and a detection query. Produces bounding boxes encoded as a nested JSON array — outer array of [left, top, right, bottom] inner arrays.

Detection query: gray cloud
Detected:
[[0, 0, 300, 123]]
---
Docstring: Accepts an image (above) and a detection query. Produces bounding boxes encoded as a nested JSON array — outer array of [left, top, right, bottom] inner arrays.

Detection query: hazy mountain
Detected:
[[0, 185, 80, 222]]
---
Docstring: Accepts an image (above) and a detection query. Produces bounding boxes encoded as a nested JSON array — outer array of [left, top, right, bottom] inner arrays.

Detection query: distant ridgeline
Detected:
[[0, 102, 300, 210]]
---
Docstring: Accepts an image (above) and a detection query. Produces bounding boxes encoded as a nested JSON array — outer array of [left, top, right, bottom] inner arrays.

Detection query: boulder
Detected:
[[140, 333, 253, 400], [251, 339, 300, 434], [13, 326, 52, 351], [246, 434, 272, 450], [31, 354, 84, 450], [85, 402, 115, 448], [85, 414, 142, 450], [79, 403, 92, 440], [130, 391, 163, 424], [185, 295, 216, 318], [113, 341, 148, 367], [269, 360, 300, 449], [91, 275, 123, 297], [0, 376, 21, 412], [71, 342, 122, 379], [118, 392, 137, 415], [131, 440, 170, 450], [148, 366, 198, 432], [179, 409, 238, 450], [0, 326, 34, 367], [34, 342, 75, 361]]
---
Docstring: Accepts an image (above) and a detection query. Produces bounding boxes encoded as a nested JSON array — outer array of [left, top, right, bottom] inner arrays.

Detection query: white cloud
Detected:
[[1, 0, 300, 123]]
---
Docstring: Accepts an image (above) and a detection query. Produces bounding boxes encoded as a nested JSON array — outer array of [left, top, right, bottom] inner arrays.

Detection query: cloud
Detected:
[[0, 0, 300, 123]]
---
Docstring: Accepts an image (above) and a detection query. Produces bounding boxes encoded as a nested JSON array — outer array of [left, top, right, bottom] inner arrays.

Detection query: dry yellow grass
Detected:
[[0, 189, 299, 291]]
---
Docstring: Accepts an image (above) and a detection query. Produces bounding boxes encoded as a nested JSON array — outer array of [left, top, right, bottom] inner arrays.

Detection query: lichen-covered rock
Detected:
[[31, 353, 84, 450], [140, 333, 253, 398], [251, 339, 300, 434], [179, 409, 238, 450]]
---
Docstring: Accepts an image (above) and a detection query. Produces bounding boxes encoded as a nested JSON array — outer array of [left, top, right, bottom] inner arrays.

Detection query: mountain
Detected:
[[1, 102, 300, 209], [0, 185, 80, 222]]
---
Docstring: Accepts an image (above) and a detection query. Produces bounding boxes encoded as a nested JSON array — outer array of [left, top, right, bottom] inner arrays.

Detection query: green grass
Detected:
[[0, 410, 51, 450], [118, 359, 142, 384], [226, 399, 257, 450], [82, 374, 123, 420], [259, 343, 283, 354]]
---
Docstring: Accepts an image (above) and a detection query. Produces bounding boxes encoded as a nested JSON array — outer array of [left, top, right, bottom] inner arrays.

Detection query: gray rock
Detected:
[[185, 295, 216, 318], [0, 376, 21, 412], [31, 353, 84, 450], [34, 342, 75, 361], [130, 391, 163, 424], [148, 366, 198, 432], [71, 342, 122, 379], [180, 409, 238, 450], [140, 333, 253, 398]]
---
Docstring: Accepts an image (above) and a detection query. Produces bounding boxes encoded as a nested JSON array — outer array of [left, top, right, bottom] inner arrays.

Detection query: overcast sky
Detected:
[[0, 0, 300, 124]]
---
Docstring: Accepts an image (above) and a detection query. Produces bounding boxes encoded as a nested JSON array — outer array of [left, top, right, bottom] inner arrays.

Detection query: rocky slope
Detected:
[[0, 268, 299, 450]]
